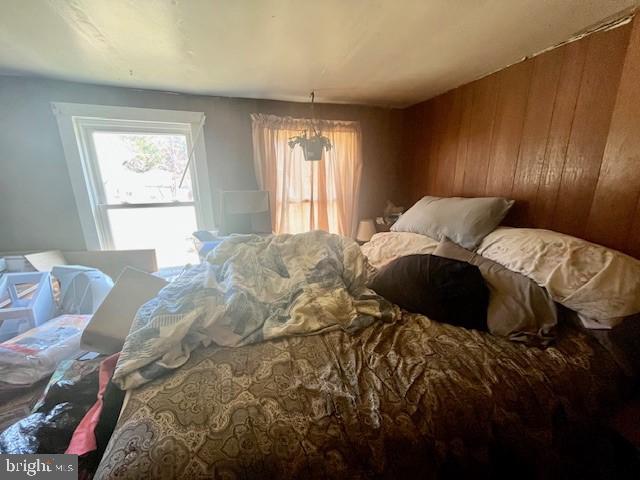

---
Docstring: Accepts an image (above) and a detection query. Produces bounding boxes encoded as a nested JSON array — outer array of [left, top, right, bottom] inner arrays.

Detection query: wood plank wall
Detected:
[[402, 17, 640, 257]]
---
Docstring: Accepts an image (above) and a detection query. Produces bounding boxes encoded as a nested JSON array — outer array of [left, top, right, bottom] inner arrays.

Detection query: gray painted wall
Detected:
[[0, 76, 402, 252]]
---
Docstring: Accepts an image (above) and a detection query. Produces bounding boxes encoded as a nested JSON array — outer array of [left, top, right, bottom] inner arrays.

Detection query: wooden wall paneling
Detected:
[[403, 106, 418, 201], [586, 18, 640, 252], [508, 48, 564, 226], [532, 41, 588, 228], [401, 107, 414, 200], [438, 89, 467, 195], [484, 60, 533, 200], [461, 75, 500, 196], [403, 106, 425, 203], [435, 89, 464, 196], [401, 20, 640, 257], [410, 105, 435, 201], [426, 95, 449, 195], [550, 25, 631, 237], [452, 84, 474, 196], [416, 103, 436, 200]]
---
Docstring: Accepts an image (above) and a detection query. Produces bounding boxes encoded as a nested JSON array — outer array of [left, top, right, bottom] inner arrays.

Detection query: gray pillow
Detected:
[[434, 238, 557, 345], [391, 196, 514, 249]]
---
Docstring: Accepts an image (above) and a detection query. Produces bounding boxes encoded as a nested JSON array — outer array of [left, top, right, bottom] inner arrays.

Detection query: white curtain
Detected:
[[251, 114, 363, 238]]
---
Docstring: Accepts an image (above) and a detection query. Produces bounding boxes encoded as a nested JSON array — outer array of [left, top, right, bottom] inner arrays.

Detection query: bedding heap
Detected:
[[113, 230, 397, 389], [366, 195, 640, 348]]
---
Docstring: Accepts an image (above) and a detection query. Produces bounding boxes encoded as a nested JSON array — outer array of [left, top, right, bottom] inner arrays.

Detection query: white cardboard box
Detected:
[[80, 267, 167, 354], [24, 249, 157, 280]]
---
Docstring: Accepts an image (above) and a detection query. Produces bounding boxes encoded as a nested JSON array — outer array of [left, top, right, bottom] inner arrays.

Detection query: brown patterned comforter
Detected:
[[95, 313, 625, 479]]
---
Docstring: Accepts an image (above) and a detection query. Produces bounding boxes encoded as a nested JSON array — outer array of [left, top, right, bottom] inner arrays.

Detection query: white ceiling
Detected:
[[0, 0, 638, 107]]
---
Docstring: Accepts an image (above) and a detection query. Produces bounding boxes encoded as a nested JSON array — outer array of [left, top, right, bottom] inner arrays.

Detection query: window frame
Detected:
[[52, 102, 214, 250]]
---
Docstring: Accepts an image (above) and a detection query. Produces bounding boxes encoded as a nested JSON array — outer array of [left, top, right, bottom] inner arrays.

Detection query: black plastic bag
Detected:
[[0, 357, 101, 454]]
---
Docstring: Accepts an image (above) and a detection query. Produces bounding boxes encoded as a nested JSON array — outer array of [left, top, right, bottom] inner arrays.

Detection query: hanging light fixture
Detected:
[[288, 91, 332, 161]]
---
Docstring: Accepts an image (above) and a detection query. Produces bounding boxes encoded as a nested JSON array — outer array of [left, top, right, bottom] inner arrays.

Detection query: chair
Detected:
[[193, 190, 272, 260], [217, 190, 272, 235]]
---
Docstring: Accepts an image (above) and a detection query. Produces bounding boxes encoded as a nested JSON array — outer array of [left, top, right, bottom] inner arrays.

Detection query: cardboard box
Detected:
[[24, 249, 157, 280], [80, 267, 167, 354]]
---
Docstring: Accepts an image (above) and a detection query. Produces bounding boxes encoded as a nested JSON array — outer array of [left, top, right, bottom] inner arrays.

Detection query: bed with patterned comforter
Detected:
[[95, 311, 625, 479]]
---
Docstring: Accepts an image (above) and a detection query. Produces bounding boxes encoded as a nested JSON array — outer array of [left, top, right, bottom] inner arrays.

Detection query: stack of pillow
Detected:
[[363, 196, 640, 348]]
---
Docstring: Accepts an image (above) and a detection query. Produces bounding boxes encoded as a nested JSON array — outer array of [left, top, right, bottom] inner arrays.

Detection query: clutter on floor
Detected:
[[81, 267, 167, 354], [0, 271, 57, 341], [52, 266, 113, 315], [24, 249, 158, 282], [0, 351, 126, 479], [66, 353, 120, 456], [0, 356, 104, 454], [0, 248, 162, 468], [0, 379, 49, 432], [0, 314, 92, 385]]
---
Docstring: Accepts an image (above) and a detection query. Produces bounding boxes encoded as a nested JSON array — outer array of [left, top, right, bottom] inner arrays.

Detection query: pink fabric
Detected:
[[66, 353, 119, 456]]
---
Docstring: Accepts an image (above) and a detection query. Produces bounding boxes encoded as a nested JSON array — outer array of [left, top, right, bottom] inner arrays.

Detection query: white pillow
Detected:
[[391, 196, 514, 249], [361, 231, 439, 270], [477, 227, 640, 328]]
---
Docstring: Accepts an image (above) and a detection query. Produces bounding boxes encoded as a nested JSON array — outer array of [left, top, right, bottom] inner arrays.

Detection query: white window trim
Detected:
[[52, 102, 214, 250]]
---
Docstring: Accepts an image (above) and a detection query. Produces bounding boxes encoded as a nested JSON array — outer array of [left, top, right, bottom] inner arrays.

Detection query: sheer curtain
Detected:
[[251, 114, 362, 237]]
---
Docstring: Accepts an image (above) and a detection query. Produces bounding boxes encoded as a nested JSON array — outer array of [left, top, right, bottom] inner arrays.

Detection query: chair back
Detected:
[[218, 190, 272, 235]]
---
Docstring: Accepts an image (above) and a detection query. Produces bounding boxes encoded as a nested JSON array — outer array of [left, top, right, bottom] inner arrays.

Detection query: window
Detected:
[[251, 114, 362, 237], [275, 129, 341, 234], [53, 103, 214, 267]]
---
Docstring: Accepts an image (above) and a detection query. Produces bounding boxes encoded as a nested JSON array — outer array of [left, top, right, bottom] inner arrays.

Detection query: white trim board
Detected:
[[51, 102, 205, 124], [52, 102, 214, 250]]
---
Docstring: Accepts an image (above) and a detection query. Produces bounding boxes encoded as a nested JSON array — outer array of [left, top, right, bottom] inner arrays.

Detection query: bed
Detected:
[[93, 227, 638, 479], [95, 313, 625, 479]]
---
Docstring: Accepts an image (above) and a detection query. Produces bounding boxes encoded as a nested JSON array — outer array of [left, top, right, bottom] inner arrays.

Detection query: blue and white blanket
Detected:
[[112, 231, 397, 389]]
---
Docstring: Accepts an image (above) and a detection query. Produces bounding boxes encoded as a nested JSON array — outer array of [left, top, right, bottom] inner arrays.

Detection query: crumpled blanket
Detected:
[[112, 231, 397, 389]]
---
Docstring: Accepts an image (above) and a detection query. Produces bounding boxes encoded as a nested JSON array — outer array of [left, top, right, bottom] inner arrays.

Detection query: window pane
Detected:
[[92, 132, 193, 204], [107, 206, 198, 267]]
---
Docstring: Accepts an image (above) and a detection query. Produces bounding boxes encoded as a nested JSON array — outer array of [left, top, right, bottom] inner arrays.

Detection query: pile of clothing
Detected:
[[0, 354, 124, 478]]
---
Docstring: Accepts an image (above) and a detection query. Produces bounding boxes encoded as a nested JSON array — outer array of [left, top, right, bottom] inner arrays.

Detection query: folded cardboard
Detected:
[[81, 267, 167, 354], [24, 249, 157, 280]]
